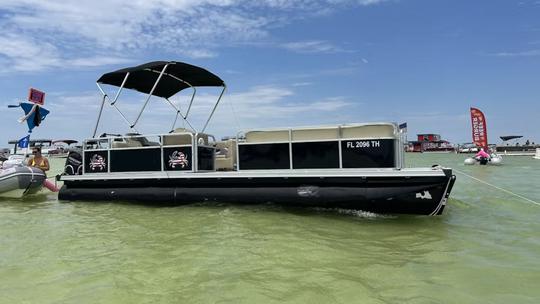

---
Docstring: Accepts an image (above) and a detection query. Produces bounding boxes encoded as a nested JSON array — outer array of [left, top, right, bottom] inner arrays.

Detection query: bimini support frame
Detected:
[[94, 71, 139, 137], [92, 62, 226, 138], [131, 64, 169, 128], [154, 70, 198, 132], [202, 85, 226, 133]]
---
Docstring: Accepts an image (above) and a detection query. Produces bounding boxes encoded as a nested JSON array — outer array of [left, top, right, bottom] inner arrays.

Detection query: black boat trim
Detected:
[[59, 171, 455, 215]]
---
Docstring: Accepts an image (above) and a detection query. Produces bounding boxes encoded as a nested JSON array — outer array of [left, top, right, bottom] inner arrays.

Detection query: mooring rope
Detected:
[[454, 168, 540, 207]]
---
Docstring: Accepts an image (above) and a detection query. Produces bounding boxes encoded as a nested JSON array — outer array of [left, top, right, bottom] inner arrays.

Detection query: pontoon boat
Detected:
[[58, 61, 456, 215]]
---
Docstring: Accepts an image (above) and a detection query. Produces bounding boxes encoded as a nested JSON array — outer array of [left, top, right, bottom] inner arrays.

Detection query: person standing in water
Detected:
[[27, 146, 59, 192], [28, 146, 50, 173]]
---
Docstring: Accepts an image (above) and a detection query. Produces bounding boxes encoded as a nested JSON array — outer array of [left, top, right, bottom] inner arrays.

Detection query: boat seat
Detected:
[[245, 130, 289, 143], [163, 134, 193, 146], [291, 128, 339, 141], [215, 139, 237, 171], [111, 138, 143, 148], [131, 137, 160, 147], [341, 124, 396, 139]]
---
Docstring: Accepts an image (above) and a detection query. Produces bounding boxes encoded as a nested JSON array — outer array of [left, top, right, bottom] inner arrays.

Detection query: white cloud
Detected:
[[0, 0, 385, 72], [489, 49, 540, 57], [0, 34, 135, 72], [168, 86, 354, 135], [291, 82, 313, 87], [12, 84, 355, 140], [281, 40, 352, 54]]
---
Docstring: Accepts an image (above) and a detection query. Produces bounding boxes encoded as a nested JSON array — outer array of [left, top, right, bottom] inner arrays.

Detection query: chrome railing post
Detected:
[[132, 64, 169, 128], [92, 94, 107, 138], [201, 85, 226, 133]]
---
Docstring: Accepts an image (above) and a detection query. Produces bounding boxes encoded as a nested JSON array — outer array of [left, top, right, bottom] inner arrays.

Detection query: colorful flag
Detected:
[[28, 88, 45, 105], [17, 102, 50, 133], [18, 135, 30, 148], [470, 107, 488, 149]]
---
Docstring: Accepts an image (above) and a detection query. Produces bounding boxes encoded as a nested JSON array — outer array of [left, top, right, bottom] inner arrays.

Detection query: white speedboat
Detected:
[[1, 155, 26, 169]]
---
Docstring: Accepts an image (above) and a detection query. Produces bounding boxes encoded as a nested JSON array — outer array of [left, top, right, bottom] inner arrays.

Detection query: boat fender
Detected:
[[490, 157, 502, 165], [464, 158, 476, 165], [43, 179, 60, 192]]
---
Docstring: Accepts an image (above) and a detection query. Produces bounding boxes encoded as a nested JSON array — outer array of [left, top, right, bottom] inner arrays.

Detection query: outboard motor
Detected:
[[478, 157, 489, 165], [64, 148, 83, 175]]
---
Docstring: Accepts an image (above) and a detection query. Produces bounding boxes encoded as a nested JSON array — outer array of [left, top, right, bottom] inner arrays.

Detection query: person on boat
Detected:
[[27, 146, 59, 192], [28, 146, 50, 173], [474, 148, 490, 165]]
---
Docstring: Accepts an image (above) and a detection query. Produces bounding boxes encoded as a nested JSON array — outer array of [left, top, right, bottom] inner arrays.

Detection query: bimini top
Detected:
[[8, 139, 52, 145], [500, 135, 523, 141], [97, 61, 225, 98]]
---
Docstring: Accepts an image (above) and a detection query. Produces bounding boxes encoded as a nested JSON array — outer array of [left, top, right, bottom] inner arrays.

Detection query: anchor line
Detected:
[[454, 168, 540, 207]]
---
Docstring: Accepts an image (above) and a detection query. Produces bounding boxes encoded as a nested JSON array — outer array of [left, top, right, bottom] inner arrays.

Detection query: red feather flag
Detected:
[[470, 107, 488, 149]]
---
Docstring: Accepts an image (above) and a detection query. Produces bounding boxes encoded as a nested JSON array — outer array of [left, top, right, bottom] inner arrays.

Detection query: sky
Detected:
[[1, 0, 539, 147]]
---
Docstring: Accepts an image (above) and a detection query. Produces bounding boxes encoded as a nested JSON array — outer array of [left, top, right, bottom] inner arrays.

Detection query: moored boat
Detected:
[[496, 136, 538, 156], [48, 140, 78, 158], [408, 134, 455, 153], [1, 154, 25, 168], [8, 139, 53, 156], [464, 154, 503, 166], [0, 166, 46, 198], [58, 61, 456, 215]]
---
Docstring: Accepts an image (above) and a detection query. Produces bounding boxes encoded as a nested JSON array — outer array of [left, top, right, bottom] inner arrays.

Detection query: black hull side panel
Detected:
[[59, 174, 456, 215]]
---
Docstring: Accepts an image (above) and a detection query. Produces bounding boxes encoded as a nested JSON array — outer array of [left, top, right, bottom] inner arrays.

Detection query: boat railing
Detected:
[[82, 131, 216, 174], [78, 123, 404, 174], [235, 123, 404, 171]]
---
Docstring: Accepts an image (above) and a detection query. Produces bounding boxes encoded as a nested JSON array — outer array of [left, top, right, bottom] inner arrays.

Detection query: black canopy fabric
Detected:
[[97, 61, 225, 98], [500, 135, 523, 141], [8, 139, 52, 144]]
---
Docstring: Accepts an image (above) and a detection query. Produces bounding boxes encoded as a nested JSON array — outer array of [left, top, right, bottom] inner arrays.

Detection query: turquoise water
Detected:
[[1, 154, 539, 303]]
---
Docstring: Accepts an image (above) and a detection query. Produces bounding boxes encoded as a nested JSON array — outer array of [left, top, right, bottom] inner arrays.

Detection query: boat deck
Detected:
[[60, 167, 448, 181]]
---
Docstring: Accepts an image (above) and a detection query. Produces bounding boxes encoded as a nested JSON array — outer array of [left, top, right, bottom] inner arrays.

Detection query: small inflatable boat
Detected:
[[0, 166, 46, 198], [464, 154, 503, 166]]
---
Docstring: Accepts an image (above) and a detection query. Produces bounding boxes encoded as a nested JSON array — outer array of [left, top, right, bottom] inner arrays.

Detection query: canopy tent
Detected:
[[97, 61, 225, 98], [500, 135, 523, 142]]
